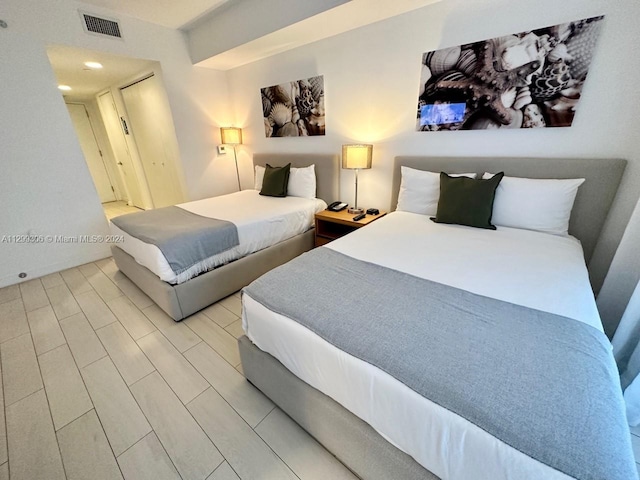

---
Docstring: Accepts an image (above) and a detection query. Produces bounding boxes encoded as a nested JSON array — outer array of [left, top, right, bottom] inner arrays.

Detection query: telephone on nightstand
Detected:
[[327, 201, 348, 212]]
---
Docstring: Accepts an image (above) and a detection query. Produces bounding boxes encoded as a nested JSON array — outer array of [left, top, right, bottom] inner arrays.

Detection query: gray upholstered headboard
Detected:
[[391, 156, 626, 263], [253, 153, 339, 204]]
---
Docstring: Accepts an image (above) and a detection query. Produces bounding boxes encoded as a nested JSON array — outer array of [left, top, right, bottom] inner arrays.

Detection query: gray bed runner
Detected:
[[111, 206, 239, 275], [244, 247, 636, 480]]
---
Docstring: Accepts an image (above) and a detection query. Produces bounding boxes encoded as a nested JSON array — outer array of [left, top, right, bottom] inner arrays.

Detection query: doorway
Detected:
[[47, 44, 186, 220], [96, 90, 146, 209], [66, 102, 117, 203]]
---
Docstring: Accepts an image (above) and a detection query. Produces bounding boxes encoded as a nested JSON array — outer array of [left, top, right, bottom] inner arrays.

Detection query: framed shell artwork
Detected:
[[416, 16, 605, 131], [261, 75, 325, 137]]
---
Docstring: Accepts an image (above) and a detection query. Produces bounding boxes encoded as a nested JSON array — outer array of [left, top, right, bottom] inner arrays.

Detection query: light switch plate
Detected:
[[217, 145, 228, 154]]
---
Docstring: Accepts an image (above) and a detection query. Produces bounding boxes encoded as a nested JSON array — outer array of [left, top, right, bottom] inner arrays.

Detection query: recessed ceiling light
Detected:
[[84, 61, 103, 69], [58, 85, 72, 91]]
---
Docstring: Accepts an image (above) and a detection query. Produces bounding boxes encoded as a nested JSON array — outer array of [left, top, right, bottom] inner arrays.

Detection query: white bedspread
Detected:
[[111, 190, 326, 284], [242, 211, 603, 479]]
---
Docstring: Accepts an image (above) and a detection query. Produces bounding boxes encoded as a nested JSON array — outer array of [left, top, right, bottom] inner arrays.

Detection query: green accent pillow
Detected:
[[432, 172, 504, 230], [260, 163, 291, 197]]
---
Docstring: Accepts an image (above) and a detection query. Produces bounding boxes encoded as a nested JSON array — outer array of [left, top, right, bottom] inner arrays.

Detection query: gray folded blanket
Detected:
[[112, 206, 239, 275]]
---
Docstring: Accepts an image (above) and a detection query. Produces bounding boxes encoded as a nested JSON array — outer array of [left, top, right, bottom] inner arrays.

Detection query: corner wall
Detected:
[[225, 0, 640, 335]]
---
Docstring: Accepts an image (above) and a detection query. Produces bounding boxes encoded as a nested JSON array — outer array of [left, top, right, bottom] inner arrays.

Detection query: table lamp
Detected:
[[342, 144, 373, 214]]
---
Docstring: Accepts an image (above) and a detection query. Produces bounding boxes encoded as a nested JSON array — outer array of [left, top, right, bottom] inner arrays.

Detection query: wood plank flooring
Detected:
[[0, 258, 358, 480]]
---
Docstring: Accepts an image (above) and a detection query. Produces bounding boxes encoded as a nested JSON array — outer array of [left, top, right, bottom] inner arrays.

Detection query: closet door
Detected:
[[120, 75, 183, 208]]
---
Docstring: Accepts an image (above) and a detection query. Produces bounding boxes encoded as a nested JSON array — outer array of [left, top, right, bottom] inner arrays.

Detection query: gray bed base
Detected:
[[112, 229, 314, 320], [112, 153, 339, 321], [238, 335, 438, 480]]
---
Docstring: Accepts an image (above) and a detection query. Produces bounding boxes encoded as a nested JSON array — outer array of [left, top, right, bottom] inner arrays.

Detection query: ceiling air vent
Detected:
[[80, 12, 122, 39]]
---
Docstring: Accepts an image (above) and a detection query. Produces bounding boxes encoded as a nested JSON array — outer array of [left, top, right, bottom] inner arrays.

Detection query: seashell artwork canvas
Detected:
[[416, 15, 604, 131], [260, 75, 325, 137]]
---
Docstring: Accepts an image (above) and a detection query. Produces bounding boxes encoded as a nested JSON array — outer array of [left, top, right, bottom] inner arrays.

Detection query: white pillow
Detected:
[[287, 164, 316, 198], [482, 173, 585, 236], [254, 165, 265, 190], [396, 166, 477, 216], [254, 164, 317, 199]]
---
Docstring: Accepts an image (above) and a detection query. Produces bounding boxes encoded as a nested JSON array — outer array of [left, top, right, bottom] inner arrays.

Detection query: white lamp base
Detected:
[[348, 207, 364, 215]]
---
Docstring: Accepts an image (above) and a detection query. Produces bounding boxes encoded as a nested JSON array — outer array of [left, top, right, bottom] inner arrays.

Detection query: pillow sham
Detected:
[[255, 164, 316, 199], [286, 164, 316, 198], [260, 163, 291, 197], [432, 172, 504, 230], [396, 166, 477, 216], [482, 173, 585, 236]]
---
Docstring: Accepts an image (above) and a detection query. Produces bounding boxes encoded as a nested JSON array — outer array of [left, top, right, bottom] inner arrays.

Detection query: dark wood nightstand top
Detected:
[[314, 209, 387, 228], [314, 210, 387, 247]]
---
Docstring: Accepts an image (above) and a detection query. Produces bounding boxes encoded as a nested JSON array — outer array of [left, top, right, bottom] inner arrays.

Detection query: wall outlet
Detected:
[[217, 145, 228, 154]]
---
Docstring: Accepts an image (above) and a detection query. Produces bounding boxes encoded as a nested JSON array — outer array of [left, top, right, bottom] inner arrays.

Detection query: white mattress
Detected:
[[111, 190, 326, 284], [242, 211, 603, 480]]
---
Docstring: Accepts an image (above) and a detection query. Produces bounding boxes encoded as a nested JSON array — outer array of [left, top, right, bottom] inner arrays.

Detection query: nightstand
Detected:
[[314, 209, 387, 247]]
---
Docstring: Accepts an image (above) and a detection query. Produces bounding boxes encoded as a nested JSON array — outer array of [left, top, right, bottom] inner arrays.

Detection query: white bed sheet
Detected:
[[111, 190, 326, 284], [328, 211, 601, 331], [243, 211, 603, 480]]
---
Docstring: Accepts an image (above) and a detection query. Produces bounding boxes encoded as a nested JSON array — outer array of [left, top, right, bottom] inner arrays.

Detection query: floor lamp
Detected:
[[342, 144, 373, 214], [220, 127, 243, 191]]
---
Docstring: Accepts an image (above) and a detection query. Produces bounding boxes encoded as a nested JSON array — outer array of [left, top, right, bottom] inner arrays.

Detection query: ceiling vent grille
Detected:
[[81, 12, 122, 39]]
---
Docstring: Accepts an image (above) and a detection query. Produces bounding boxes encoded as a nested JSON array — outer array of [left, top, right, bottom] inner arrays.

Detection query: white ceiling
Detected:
[[78, 0, 231, 29], [47, 45, 156, 99]]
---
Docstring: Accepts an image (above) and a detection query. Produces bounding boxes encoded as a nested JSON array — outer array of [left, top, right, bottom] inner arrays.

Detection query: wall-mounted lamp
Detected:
[[220, 127, 243, 191], [342, 144, 373, 215]]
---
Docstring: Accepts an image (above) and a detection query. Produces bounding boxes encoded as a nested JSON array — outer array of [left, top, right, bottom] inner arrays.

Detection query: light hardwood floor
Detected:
[[0, 258, 358, 480], [103, 201, 142, 221]]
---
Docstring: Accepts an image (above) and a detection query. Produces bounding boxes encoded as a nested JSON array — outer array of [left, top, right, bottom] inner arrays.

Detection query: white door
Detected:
[[121, 75, 183, 208], [66, 103, 116, 203], [97, 91, 146, 209]]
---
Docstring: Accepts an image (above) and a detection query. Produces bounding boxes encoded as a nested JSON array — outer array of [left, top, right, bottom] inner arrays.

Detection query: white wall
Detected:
[[0, 0, 233, 288], [0, 32, 110, 285], [225, 0, 640, 335]]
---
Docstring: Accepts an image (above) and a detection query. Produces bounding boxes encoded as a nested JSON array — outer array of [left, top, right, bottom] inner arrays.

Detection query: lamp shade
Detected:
[[342, 144, 373, 170], [220, 127, 242, 145]]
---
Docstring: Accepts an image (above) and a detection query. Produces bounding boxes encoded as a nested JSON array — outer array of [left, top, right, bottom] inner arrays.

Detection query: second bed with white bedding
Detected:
[[111, 190, 326, 284], [242, 212, 611, 479]]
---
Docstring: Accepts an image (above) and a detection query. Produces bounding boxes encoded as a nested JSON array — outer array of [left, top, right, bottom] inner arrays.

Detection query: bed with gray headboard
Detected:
[[112, 153, 338, 321], [391, 156, 625, 265], [239, 156, 634, 480]]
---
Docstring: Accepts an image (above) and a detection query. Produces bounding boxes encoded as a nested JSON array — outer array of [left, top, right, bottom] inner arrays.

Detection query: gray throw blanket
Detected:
[[111, 206, 239, 275], [245, 248, 637, 480]]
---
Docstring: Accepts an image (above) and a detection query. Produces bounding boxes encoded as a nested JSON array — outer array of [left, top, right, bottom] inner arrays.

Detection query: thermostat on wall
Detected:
[[217, 145, 228, 155]]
